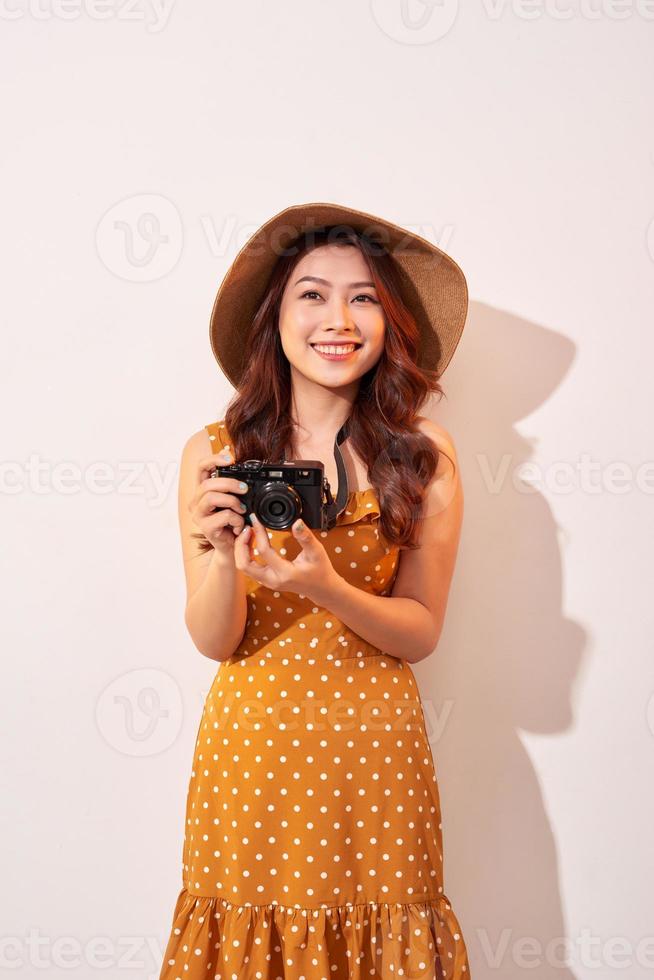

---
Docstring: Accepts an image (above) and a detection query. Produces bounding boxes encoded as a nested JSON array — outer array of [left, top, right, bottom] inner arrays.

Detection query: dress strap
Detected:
[[205, 420, 228, 453]]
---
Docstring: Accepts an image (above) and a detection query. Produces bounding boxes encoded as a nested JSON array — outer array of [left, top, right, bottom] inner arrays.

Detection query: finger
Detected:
[[291, 518, 318, 552], [197, 446, 233, 482], [247, 513, 287, 573], [195, 471, 248, 513], [201, 475, 248, 495], [202, 445, 233, 464], [189, 486, 240, 517], [205, 508, 244, 541], [196, 490, 248, 519], [233, 526, 266, 576], [190, 448, 237, 511], [199, 447, 233, 474]]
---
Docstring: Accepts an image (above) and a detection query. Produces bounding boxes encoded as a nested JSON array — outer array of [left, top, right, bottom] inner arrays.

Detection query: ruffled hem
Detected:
[[159, 886, 470, 979]]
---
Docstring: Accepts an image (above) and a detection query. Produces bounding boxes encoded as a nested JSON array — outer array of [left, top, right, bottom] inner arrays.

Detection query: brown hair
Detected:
[[203, 226, 453, 551]]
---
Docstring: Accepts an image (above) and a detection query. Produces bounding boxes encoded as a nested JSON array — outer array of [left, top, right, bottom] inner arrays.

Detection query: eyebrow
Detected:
[[294, 275, 377, 289]]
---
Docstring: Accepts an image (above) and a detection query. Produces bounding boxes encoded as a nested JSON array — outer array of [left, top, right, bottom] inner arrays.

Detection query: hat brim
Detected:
[[209, 201, 468, 388]]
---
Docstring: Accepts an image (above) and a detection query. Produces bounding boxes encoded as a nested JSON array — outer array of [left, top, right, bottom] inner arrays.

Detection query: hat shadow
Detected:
[[414, 301, 586, 979]]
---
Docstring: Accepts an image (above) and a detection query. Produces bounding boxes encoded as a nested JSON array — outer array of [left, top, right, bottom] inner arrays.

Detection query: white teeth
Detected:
[[312, 344, 358, 355]]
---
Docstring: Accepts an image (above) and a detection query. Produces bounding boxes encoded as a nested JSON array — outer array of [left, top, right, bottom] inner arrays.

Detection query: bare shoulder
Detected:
[[182, 425, 214, 460], [414, 416, 460, 481]]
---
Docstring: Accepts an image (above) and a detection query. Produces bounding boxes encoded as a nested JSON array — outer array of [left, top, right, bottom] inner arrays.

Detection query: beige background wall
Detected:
[[2, 3, 652, 977]]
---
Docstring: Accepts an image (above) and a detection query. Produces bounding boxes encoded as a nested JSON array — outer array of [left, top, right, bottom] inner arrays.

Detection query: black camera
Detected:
[[209, 458, 335, 531]]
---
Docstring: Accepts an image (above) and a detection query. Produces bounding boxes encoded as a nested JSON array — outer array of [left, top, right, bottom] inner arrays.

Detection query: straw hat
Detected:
[[209, 201, 468, 388]]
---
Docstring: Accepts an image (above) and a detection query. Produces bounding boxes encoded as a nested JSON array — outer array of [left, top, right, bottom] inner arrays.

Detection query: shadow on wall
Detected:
[[416, 300, 585, 980]]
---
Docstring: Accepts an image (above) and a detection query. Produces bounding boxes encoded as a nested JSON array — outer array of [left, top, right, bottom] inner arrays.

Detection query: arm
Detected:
[[309, 419, 464, 664], [178, 428, 248, 662]]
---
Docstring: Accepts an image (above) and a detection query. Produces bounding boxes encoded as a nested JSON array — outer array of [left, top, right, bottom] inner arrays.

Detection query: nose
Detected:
[[324, 295, 355, 331]]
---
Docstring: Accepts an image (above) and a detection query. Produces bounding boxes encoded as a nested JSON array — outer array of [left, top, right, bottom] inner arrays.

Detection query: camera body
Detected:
[[210, 458, 333, 530]]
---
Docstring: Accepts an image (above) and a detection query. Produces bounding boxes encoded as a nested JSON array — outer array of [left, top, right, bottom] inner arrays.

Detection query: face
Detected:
[[278, 243, 386, 389]]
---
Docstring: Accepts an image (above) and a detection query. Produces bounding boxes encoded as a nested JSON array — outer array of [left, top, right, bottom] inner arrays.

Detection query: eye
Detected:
[[353, 293, 377, 304], [300, 290, 321, 300]]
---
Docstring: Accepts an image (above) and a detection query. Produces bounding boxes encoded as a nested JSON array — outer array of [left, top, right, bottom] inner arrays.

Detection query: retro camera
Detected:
[[209, 458, 336, 531]]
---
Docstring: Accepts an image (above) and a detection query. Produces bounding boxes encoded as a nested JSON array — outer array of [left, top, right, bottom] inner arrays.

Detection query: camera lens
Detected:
[[254, 482, 301, 530]]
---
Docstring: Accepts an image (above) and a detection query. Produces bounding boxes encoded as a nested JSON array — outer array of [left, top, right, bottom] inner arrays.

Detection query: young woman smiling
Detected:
[[158, 203, 472, 980]]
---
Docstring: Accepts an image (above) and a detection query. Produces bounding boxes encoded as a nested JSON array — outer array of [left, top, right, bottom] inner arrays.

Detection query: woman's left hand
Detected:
[[233, 513, 341, 605]]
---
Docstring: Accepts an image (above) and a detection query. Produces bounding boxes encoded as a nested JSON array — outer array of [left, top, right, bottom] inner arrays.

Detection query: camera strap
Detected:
[[283, 419, 350, 531]]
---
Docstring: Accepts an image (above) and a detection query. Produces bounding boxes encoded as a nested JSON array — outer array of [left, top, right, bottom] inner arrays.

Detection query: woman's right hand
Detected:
[[189, 447, 249, 557]]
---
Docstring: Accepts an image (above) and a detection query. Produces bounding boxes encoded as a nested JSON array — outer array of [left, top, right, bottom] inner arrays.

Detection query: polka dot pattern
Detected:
[[158, 420, 471, 979]]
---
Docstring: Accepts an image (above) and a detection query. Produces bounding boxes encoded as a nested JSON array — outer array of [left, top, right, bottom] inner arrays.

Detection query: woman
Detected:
[[158, 202, 472, 979]]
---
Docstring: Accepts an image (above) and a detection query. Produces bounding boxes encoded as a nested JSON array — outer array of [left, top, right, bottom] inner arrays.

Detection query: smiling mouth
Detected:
[[309, 342, 362, 356]]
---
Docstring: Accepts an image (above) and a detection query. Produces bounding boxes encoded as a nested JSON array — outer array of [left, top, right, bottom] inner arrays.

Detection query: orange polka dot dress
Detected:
[[158, 419, 471, 980]]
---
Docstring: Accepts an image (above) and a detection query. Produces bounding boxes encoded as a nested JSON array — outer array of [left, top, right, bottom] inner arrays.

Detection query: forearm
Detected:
[[309, 574, 438, 664], [185, 550, 248, 662]]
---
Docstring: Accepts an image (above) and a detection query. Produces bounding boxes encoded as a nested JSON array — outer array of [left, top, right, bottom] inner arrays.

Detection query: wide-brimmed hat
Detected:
[[209, 201, 468, 388]]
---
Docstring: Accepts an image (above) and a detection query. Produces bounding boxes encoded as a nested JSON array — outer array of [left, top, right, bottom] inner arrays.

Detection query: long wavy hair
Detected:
[[209, 225, 454, 551]]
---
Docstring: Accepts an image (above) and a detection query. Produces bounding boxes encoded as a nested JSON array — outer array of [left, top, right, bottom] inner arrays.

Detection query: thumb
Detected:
[[292, 518, 312, 541]]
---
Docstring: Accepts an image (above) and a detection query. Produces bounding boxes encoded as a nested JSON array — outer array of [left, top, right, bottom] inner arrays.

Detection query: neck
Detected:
[[289, 367, 358, 444]]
